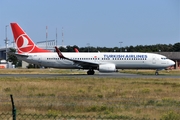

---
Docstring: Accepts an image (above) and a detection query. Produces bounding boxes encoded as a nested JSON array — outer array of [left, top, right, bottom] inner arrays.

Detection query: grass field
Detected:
[[0, 68, 86, 74], [0, 69, 180, 119]]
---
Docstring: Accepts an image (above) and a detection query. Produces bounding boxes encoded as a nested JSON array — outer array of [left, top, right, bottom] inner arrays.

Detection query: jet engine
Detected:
[[98, 64, 117, 72]]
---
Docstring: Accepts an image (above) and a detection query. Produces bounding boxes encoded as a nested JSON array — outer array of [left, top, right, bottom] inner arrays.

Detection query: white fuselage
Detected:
[[17, 52, 175, 70]]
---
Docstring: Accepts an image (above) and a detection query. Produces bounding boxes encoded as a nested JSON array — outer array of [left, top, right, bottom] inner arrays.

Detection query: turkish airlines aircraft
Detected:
[[10, 23, 175, 75]]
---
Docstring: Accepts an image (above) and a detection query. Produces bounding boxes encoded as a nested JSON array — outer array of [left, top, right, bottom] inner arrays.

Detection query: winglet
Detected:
[[55, 46, 65, 58]]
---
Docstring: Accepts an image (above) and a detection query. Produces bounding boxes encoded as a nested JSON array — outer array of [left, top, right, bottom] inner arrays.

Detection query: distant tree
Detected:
[[7, 48, 22, 67], [59, 46, 67, 52], [172, 42, 180, 51], [72, 45, 79, 52], [135, 45, 144, 52], [127, 46, 133, 52], [58, 42, 179, 52], [79, 47, 88, 52], [66, 46, 74, 52], [113, 47, 119, 52]]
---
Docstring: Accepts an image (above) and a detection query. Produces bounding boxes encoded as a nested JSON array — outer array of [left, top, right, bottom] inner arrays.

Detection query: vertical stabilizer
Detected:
[[10, 23, 50, 54]]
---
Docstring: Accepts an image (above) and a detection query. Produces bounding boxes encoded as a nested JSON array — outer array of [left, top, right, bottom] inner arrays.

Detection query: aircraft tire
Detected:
[[155, 71, 159, 75], [87, 70, 95, 75]]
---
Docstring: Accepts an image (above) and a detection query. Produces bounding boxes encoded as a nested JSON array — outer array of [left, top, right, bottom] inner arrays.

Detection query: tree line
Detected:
[[59, 42, 180, 52]]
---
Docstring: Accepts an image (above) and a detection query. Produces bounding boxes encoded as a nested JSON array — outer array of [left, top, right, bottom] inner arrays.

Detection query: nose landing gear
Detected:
[[155, 70, 159, 75], [155, 71, 159, 75]]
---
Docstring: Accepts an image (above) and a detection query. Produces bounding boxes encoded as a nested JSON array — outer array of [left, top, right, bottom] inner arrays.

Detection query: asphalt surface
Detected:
[[0, 72, 179, 79]]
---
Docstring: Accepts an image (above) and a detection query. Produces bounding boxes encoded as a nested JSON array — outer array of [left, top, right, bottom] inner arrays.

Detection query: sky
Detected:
[[0, 0, 180, 48]]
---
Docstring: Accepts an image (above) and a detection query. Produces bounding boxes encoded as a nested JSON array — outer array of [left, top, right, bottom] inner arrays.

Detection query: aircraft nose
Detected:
[[169, 60, 175, 66]]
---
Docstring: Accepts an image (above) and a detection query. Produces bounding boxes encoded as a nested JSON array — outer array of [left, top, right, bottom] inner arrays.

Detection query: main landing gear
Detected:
[[155, 70, 159, 75], [87, 69, 95, 75]]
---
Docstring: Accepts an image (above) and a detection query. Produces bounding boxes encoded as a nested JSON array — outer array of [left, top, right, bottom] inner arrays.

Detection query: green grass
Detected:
[[0, 72, 180, 119], [0, 68, 86, 74]]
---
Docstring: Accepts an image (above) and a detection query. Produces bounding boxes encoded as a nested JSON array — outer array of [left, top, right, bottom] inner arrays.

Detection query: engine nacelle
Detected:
[[98, 64, 117, 72]]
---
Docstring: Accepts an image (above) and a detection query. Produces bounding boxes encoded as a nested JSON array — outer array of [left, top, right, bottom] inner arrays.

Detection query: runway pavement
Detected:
[[0, 72, 179, 79]]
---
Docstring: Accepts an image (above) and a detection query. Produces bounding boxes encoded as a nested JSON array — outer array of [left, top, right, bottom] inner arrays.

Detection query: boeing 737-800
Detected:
[[10, 23, 175, 75]]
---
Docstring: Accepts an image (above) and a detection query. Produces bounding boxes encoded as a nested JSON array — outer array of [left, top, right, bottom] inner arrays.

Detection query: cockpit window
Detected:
[[161, 57, 167, 60]]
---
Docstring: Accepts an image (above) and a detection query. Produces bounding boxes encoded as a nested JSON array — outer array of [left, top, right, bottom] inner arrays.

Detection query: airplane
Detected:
[[10, 22, 175, 75]]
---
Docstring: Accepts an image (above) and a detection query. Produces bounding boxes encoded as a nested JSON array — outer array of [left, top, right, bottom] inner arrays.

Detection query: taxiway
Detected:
[[0, 73, 179, 79]]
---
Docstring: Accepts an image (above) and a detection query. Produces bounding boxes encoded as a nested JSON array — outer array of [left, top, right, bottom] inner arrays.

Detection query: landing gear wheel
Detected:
[[155, 71, 159, 75], [87, 70, 95, 75]]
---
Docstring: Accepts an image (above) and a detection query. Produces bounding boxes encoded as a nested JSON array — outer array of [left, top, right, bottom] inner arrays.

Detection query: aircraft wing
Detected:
[[14, 54, 29, 58], [55, 47, 98, 69]]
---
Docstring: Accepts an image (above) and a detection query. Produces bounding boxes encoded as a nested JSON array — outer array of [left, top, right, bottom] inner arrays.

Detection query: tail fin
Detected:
[[74, 48, 79, 53], [10, 23, 50, 54]]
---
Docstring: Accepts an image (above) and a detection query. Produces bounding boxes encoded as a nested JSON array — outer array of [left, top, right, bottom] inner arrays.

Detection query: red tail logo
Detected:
[[16, 34, 35, 53], [11, 23, 50, 53]]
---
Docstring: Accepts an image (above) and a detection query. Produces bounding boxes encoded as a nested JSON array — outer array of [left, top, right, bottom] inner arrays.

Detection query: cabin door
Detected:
[[152, 56, 156, 64], [38, 56, 42, 66]]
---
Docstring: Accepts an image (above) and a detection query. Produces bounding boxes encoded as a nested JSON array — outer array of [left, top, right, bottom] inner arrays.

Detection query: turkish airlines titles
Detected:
[[104, 54, 148, 58]]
